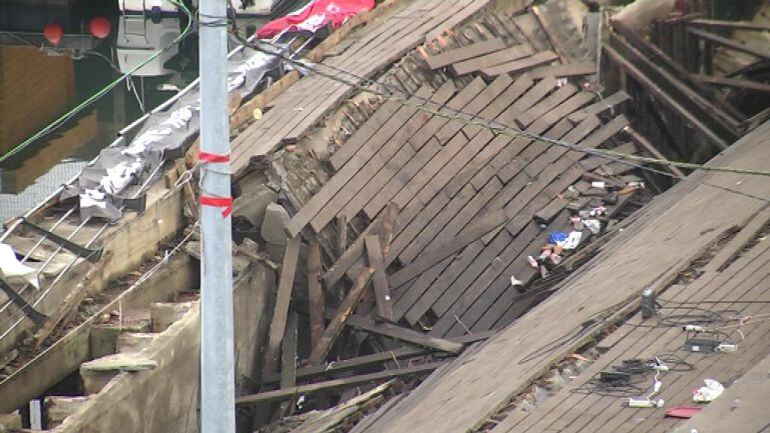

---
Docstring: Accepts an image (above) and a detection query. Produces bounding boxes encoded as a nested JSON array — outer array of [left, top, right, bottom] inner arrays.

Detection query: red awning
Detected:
[[257, 0, 374, 39]]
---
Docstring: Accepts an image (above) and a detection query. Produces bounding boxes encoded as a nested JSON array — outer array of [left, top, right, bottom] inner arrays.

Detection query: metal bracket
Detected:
[[0, 280, 48, 326], [20, 218, 103, 263]]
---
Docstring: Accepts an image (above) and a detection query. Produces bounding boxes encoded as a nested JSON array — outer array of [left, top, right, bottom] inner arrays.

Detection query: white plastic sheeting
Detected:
[[60, 45, 283, 221], [0, 243, 39, 289]]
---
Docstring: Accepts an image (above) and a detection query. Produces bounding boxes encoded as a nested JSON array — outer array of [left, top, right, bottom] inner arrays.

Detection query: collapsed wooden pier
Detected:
[[1, 0, 769, 432]]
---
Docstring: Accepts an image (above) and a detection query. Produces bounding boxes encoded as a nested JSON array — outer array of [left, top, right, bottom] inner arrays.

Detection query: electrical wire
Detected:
[[571, 354, 693, 397], [0, 0, 195, 165]]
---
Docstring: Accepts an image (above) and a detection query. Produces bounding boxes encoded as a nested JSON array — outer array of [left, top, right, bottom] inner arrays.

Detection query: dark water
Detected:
[[0, 1, 202, 222]]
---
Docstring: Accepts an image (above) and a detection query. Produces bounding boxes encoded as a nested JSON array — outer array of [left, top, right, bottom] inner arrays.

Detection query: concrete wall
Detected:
[[0, 254, 197, 414], [53, 263, 275, 433]]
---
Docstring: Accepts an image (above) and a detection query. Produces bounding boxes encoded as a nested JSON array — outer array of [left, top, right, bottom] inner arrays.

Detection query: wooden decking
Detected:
[[230, 0, 510, 174], [489, 209, 770, 433], [232, 3, 666, 419], [677, 351, 770, 433], [347, 119, 770, 433], [285, 65, 636, 338]]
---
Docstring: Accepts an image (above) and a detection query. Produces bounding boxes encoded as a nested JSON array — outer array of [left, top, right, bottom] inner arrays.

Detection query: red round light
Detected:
[[43, 23, 63, 46], [89, 17, 111, 39]]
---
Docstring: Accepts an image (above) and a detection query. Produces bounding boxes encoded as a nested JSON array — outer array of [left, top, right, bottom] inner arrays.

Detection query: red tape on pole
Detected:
[[199, 152, 232, 217], [198, 152, 230, 163], [200, 195, 233, 218]]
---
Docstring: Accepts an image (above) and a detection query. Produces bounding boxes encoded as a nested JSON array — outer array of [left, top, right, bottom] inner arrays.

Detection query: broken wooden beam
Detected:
[[625, 126, 685, 179], [387, 209, 509, 287], [426, 38, 507, 70], [527, 62, 597, 79], [692, 74, 770, 94], [688, 18, 770, 32], [236, 362, 447, 405], [603, 43, 729, 150], [263, 236, 301, 376], [686, 27, 770, 60], [365, 235, 393, 320], [306, 242, 325, 349], [275, 311, 299, 418], [335, 215, 348, 258], [567, 91, 631, 123], [308, 268, 375, 364], [480, 51, 559, 79], [450, 44, 535, 76], [261, 330, 496, 384], [345, 315, 463, 353]]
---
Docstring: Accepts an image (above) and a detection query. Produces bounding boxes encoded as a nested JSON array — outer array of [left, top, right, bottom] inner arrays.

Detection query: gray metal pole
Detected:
[[199, 0, 235, 432]]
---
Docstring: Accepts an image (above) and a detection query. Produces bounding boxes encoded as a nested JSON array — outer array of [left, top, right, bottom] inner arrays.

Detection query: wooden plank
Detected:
[[259, 0, 450, 150], [388, 208, 509, 288], [389, 77, 559, 265], [448, 213, 573, 336], [236, 362, 447, 405], [280, 311, 297, 389], [263, 236, 301, 376], [692, 74, 770, 93], [283, 87, 432, 237], [379, 202, 399, 259], [275, 311, 298, 417], [417, 228, 516, 325], [499, 246, 770, 432], [335, 215, 348, 258], [613, 21, 744, 128], [322, 219, 382, 289], [262, 330, 496, 384], [607, 32, 735, 147], [545, 249, 770, 433], [531, 4, 571, 63], [231, 0, 479, 171], [355, 77, 485, 221], [567, 91, 631, 123], [500, 116, 630, 218], [424, 0, 510, 42], [392, 184, 475, 266], [688, 18, 770, 32], [430, 119, 627, 333], [534, 196, 568, 224], [603, 44, 729, 150], [329, 101, 401, 171], [365, 235, 393, 320], [306, 242, 325, 349], [426, 38, 507, 69], [393, 184, 502, 322], [344, 315, 463, 353], [387, 94, 496, 216], [512, 12, 551, 52], [481, 50, 560, 79], [450, 44, 535, 76], [443, 74, 537, 196], [625, 126, 685, 179], [515, 83, 578, 128], [308, 268, 375, 365], [527, 61, 597, 79], [687, 27, 770, 60], [492, 216, 761, 431], [335, 81, 459, 223], [365, 75, 529, 221], [463, 91, 592, 194], [492, 116, 601, 206]]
